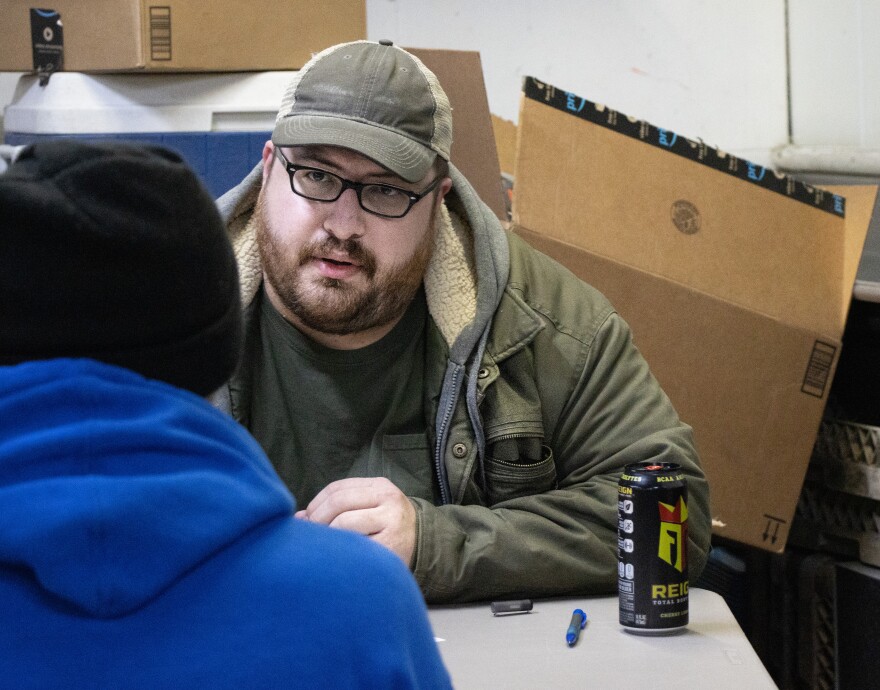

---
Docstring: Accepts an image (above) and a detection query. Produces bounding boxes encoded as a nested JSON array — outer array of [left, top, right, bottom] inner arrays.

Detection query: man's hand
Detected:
[[295, 477, 417, 566]]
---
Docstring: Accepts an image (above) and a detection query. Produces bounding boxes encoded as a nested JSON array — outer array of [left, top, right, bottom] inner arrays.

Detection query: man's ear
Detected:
[[261, 141, 276, 182], [437, 176, 453, 201]]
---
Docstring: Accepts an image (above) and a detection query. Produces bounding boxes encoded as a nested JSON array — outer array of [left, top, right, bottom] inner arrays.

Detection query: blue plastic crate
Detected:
[[4, 130, 270, 198]]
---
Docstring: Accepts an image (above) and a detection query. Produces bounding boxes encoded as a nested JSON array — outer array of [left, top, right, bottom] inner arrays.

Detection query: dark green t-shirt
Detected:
[[242, 287, 437, 506]]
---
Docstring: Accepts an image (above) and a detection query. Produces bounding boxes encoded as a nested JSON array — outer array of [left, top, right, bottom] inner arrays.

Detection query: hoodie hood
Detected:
[[0, 358, 294, 619]]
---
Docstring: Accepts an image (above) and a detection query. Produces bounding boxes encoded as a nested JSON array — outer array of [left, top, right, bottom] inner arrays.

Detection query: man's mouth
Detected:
[[313, 254, 363, 280], [320, 255, 357, 267], [298, 237, 375, 280]]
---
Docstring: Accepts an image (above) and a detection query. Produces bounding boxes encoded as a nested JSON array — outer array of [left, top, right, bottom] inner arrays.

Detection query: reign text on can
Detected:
[[617, 462, 689, 634]]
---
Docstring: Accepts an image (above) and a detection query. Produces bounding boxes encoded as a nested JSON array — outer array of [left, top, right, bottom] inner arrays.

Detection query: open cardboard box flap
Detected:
[[512, 76, 877, 550]]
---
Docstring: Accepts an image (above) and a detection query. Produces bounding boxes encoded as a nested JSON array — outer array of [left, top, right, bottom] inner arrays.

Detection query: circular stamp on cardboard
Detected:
[[670, 200, 701, 235]]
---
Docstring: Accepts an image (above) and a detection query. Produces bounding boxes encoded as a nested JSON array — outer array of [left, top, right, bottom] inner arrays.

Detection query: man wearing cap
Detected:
[[216, 40, 712, 603], [0, 140, 451, 688]]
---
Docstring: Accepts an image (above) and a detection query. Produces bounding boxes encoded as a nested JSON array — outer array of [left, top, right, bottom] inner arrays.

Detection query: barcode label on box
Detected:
[[149, 6, 172, 61], [802, 341, 836, 398]]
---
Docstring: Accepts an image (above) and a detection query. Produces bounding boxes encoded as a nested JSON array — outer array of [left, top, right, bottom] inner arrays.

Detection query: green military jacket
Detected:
[[216, 161, 711, 604]]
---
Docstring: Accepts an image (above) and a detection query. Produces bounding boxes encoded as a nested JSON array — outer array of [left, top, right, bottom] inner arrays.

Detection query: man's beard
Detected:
[[254, 196, 436, 336]]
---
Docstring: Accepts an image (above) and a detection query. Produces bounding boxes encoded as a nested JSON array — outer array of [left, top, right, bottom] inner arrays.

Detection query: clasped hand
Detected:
[[295, 477, 416, 566]]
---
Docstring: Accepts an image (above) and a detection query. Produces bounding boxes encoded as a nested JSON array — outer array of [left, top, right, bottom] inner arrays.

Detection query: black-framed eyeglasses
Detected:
[[273, 147, 443, 219]]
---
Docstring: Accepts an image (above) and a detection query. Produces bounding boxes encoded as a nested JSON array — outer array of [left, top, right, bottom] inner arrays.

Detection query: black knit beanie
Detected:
[[0, 139, 242, 396]]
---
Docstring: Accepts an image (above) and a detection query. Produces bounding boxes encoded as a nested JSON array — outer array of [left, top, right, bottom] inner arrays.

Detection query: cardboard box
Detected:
[[0, 1, 365, 73], [491, 113, 518, 176], [512, 76, 878, 551], [408, 48, 505, 221]]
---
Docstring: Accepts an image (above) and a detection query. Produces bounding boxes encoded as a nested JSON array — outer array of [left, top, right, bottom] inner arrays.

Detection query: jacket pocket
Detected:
[[483, 435, 557, 505], [382, 433, 439, 503]]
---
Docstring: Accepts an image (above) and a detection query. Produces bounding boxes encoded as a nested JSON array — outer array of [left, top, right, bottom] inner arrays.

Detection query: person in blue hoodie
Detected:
[[0, 140, 452, 690]]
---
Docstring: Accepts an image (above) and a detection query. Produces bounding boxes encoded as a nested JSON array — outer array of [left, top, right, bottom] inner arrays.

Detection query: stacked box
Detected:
[[0, 0, 366, 73]]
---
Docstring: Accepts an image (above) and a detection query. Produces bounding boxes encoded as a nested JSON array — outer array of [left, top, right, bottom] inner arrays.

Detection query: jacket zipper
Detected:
[[485, 431, 542, 445], [484, 431, 547, 469], [434, 366, 460, 505]]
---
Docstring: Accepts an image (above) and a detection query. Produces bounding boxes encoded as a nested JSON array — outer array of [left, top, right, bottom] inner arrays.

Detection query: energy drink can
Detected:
[[617, 461, 689, 634]]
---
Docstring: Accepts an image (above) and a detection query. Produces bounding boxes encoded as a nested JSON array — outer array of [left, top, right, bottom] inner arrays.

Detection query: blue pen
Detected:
[[566, 608, 587, 646]]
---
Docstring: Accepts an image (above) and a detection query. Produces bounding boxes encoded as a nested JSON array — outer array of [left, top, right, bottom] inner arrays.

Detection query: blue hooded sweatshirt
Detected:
[[0, 359, 451, 689]]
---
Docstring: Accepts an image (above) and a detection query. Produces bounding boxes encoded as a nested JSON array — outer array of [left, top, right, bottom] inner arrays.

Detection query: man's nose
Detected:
[[323, 187, 366, 239]]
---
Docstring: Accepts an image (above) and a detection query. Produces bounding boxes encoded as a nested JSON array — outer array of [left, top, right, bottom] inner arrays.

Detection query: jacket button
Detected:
[[452, 442, 468, 458], [477, 367, 490, 379]]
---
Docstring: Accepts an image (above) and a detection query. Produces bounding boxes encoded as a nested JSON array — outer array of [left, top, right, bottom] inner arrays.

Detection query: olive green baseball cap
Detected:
[[272, 40, 452, 183]]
